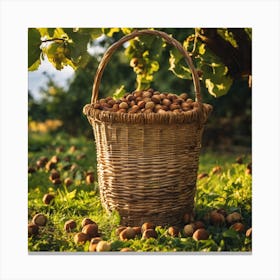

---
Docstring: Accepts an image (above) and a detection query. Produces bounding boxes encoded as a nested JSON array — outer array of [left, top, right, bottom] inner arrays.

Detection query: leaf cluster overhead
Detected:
[[28, 27, 251, 97]]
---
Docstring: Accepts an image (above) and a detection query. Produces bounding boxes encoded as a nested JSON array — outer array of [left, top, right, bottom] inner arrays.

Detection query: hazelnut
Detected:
[[119, 102, 128, 109], [82, 223, 99, 238], [162, 98, 171, 107], [212, 165, 222, 174], [191, 221, 205, 231], [230, 222, 245, 233], [151, 95, 161, 104], [28, 166, 36, 173], [64, 177, 73, 187], [120, 247, 133, 252], [45, 161, 56, 171], [89, 237, 102, 252], [183, 224, 194, 237], [86, 174, 94, 184], [28, 223, 39, 237], [142, 229, 157, 239], [141, 222, 155, 233], [192, 228, 209, 241], [137, 100, 146, 109], [143, 91, 152, 98], [96, 241, 111, 252], [64, 219, 77, 232], [115, 226, 126, 236], [209, 210, 225, 226], [52, 178, 62, 185], [32, 213, 47, 226], [226, 212, 242, 225], [119, 227, 136, 240], [42, 193, 55, 205], [246, 227, 252, 238], [74, 232, 90, 244], [179, 93, 188, 100], [186, 98, 193, 104], [145, 101, 155, 110], [197, 173, 208, 179], [50, 155, 59, 164], [81, 218, 96, 228], [168, 226, 180, 237], [112, 103, 119, 112], [132, 226, 142, 236], [49, 170, 60, 180], [129, 105, 139, 113]]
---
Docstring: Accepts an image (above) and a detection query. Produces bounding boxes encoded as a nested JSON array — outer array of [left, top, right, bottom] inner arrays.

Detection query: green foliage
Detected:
[[28, 132, 252, 252], [28, 27, 251, 97]]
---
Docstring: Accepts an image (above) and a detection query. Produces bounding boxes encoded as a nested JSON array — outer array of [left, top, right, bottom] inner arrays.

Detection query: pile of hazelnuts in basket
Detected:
[[93, 88, 198, 114]]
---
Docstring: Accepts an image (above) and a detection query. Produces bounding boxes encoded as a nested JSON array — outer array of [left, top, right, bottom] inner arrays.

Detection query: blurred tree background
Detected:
[[28, 28, 251, 151]]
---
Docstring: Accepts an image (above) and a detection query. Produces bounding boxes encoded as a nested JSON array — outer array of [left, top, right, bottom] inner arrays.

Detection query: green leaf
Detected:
[[28, 59, 41, 71], [112, 85, 126, 100], [28, 28, 42, 70], [102, 28, 120, 37], [222, 229, 239, 239], [169, 48, 192, 80], [202, 63, 233, 97]]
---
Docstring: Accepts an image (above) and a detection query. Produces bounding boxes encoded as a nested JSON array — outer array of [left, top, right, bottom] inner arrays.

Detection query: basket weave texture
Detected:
[[83, 30, 212, 226]]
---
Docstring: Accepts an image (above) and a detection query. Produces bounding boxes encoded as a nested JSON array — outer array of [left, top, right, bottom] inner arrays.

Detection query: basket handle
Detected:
[[91, 29, 201, 104]]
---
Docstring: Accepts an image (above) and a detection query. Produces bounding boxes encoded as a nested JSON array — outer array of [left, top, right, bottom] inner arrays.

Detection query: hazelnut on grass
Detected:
[[132, 226, 142, 236], [81, 218, 96, 228], [192, 228, 209, 241], [28, 223, 39, 237], [82, 223, 99, 238], [32, 213, 47, 226], [191, 221, 205, 231], [141, 222, 156, 233], [49, 170, 60, 181], [64, 220, 77, 232], [212, 165, 222, 174], [52, 178, 62, 185], [226, 212, 242, 225], [74, 232, 90, 245], [119, 227, 136, 241], [197, 173, 208, 180], [28, 166, 36, 174], [183, 224, 194, 237], [64, 177, 73, 187], [120, 247, 134, 252], [142, 229, 157, 239], [168, 226, 180, 237], [96, 241, 111, 252], [115, 226, 126, 236], [246, 227, 252, 238], [230, 222, 245, 233], [42, 193, 55, 205], [89, 237, 102, 252], [209, 210, 225, 226], [85, 174, 94, 185]]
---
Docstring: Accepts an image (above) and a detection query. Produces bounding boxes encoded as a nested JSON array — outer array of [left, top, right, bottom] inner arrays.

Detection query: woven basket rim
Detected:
[[83, 102, 212, 125]]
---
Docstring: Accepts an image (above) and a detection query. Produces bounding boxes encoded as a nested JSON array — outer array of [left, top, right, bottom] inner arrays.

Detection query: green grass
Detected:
[[28, 131, 252, 252]]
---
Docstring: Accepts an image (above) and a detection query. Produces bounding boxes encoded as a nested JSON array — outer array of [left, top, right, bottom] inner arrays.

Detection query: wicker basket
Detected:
[[83, 29, 212, 226]]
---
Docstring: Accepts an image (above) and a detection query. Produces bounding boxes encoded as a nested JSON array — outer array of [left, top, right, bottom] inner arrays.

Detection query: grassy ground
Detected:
[[28, 131, 252, 252]]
